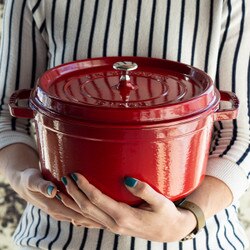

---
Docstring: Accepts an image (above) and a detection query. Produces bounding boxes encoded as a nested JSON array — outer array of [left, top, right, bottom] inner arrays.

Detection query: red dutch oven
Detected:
[[9, 57, 239, 205]]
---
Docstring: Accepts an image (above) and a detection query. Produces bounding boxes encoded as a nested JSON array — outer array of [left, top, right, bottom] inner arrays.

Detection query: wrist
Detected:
[[177, 199, 206, 241], [0, 143, 39, 180], [177, 207, 197, 239]]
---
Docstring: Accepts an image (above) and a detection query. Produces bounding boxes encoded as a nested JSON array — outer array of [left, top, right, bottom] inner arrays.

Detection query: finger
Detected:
[[61, 175, 116, 228], [56, 192, 83, 214], [29, 191, 104, 228], [22, 168, 57, 198], [57, 193, 106, 228], [26, 191, 72, 222], [69, 173, 134, 222], [58, 191, 111, 227], [124, 177, 168, 211]]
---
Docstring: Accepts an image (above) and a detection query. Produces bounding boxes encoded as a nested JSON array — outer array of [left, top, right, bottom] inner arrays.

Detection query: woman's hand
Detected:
[[11, 168, 105, 228], [59, 173, 197, 242], [0, 144, 104, 228]]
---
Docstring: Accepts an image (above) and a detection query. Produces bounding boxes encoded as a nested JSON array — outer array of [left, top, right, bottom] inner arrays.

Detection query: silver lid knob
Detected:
[[113, 62, 138, 102], [113, 61, 138, 72]]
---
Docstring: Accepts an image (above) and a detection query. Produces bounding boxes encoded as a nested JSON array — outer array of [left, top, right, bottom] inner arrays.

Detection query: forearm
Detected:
[[0, 143, 39, 181], [0, 0, 47, 183], [185, 175, 233, 220]]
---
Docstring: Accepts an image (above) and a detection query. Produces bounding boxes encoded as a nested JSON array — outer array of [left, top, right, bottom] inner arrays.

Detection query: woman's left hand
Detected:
[[58, 174, 197, 242]]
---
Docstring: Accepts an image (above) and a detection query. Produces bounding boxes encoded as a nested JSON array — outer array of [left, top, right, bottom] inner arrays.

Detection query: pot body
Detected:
[[35, 110, 214, 205], [8, 57, 239, 206]]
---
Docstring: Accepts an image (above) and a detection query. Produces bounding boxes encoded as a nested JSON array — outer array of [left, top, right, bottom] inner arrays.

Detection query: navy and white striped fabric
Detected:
[[0, 0, 250, 249], [13, 203, 248, 249]]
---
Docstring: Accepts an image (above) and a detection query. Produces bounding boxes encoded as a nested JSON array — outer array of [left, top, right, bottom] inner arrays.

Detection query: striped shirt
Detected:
[[0, 0, 250, 249]]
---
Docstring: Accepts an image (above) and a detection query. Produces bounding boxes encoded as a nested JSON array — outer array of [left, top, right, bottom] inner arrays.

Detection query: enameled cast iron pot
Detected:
[[9, 57, 239, 205]]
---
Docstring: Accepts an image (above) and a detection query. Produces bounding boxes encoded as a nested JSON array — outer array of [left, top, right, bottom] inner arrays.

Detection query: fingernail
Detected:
[[124, 177, 138, 187], [71, 173, 78, 182], [61, 176, 68, 186], [47, 185, 55, 196], [55, 193, 62, 201]]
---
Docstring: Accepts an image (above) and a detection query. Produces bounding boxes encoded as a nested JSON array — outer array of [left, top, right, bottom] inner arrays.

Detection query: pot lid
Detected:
[[32, 57, 219, 124]]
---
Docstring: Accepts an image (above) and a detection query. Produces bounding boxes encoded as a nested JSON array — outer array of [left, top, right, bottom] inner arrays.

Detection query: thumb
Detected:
[[124, 177, 166, 210], [23, 168, 58, 198]]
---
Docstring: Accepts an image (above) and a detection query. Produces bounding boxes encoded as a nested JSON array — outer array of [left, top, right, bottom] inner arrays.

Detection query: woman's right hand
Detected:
[[0, 143, 104, 228], [12, 168, 106, 228]]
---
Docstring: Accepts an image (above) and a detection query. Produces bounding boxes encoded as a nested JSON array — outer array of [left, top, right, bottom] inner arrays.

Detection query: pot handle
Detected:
[[9, 89, 35, 119], [213, 90, 239, 121]]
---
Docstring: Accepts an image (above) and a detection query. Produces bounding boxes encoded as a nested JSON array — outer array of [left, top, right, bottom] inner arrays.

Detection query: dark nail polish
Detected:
[[71, 173, 78, 182], [56, 193, 62, 201], [61, 176, 68, 186], [47, 185, 54, 196], [124, 177, 138, 187]]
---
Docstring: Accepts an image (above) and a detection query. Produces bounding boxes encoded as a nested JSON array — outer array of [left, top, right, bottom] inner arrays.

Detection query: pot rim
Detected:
[[33, 56, 217, 124]]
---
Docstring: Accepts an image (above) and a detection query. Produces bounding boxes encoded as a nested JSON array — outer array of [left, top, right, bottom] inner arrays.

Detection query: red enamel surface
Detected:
[[34, 57, 217, 124], [8, 57, 239, 205], [36, 112, 214, 205]]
